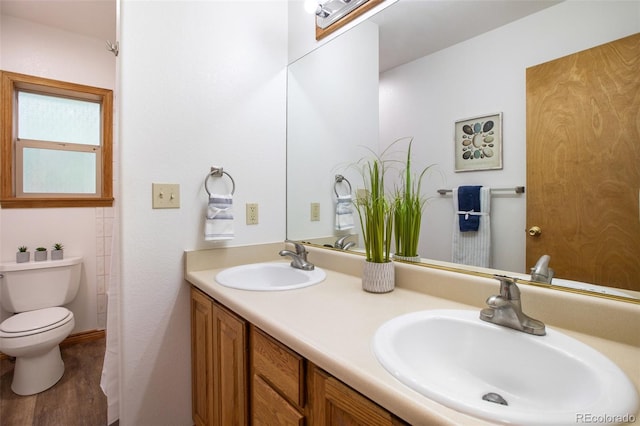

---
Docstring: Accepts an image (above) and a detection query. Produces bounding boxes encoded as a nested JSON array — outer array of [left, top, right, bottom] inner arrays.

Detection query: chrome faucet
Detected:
[[530, 254, 554, 283], [334, 235, 355, 251], [480, 275, 546, 336], [279, 240, 315, 271]]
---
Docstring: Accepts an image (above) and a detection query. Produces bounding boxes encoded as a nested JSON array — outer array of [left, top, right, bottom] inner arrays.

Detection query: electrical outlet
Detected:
[[310, 202, 320, 221], [246, 203, 259, 225], [152, 183, 180, 209], [356, 188, 369, 202]]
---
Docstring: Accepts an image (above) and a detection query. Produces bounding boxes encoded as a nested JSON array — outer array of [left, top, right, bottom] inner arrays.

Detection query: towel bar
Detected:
[[437, 186, 524, 195], [205, 166, 235, 196], [334, 175, 352, 197]]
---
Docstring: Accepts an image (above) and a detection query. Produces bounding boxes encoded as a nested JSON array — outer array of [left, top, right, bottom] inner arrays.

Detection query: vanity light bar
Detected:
[[316, 0, 369, 29]]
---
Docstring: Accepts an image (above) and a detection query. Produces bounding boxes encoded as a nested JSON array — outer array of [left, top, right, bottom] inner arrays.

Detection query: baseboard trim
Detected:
[[61, 329, 106, 347], [0, 329, 105, 360]]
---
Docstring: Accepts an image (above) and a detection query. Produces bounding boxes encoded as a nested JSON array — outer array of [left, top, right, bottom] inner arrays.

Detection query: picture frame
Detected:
[[454, 112, 503, 172]]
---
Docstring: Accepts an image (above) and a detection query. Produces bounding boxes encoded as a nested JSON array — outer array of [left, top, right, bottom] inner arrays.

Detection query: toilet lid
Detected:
[[0, 307, 72, 334]]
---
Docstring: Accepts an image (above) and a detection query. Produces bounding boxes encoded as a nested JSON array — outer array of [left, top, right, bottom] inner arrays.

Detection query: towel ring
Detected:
[[205, 167, 235, 196], [334, 174, 352, 197]]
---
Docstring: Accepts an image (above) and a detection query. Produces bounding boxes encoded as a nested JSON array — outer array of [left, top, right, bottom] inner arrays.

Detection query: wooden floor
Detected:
[[0, 337, 107, 426]]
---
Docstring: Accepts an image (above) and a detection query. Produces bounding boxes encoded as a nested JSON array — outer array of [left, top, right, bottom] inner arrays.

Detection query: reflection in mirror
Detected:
[[287, 19, 379, 246], [314, 0, 386, 40], [287, 0, 640, 302], [526, 32, 640, 296]]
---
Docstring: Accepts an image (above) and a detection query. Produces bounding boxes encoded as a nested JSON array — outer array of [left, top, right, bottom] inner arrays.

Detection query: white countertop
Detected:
[[185, 244, 640, 426], [188, 264, 493, 425]]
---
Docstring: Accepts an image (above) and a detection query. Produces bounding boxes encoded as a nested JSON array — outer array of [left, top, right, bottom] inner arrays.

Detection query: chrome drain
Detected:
[[482, 392, 508, 406]]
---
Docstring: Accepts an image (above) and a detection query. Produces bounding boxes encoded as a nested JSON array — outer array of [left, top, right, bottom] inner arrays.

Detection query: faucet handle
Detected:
[[493, 275, 520, 301], [335, 235, 348, 248], [285, 240, 307, 256]]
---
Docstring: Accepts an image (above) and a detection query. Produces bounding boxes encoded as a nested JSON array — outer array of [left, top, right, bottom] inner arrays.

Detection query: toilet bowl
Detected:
[[0, 256, 82, 395], [0, 307, 75, 395]]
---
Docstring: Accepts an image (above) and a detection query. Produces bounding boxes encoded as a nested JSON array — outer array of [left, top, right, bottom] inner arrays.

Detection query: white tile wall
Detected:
[[95, 207, 114, 329]]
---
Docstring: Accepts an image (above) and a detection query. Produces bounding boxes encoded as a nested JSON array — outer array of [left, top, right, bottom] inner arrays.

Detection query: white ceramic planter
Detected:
[[362, 260, 395, 293], [393, 254, 421, 263]]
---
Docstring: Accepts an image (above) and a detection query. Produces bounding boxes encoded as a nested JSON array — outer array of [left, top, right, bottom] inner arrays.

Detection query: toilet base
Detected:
[[12, 345, 65, 395]]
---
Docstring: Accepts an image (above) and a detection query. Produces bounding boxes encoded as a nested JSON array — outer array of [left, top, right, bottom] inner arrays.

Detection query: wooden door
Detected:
[[526, 33, 640, 291]]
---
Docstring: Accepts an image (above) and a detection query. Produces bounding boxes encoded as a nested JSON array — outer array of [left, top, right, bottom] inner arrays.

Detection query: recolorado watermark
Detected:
[[576, 413, 636, 424]]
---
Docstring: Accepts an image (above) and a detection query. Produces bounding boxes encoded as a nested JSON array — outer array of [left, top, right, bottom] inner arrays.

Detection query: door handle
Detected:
[[528, 226, 542, 237]]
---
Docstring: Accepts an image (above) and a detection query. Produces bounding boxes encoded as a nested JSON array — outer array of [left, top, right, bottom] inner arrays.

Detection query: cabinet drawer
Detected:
[[252, 375, 304, 426], [250, 326, 305, 407]]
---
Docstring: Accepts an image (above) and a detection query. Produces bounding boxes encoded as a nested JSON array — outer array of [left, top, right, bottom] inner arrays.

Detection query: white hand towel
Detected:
[[205, 194, 234, 241], [335, 195, 355, 230], [452, 187, 491, 267]]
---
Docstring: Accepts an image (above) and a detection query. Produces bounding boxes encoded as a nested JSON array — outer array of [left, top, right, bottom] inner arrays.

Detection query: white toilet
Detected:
[[0, 256, 83, 395]]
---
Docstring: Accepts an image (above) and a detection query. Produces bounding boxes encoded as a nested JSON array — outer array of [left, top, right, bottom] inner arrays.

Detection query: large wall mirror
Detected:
[[287, 0, 640, 303]]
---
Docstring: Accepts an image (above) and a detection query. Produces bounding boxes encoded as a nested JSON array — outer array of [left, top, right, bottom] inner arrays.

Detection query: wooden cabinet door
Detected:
[[212, 302, 248, 426], [191, 288, 248, 426], [308, 364, 407, 426], [191, 288, 214, 426]]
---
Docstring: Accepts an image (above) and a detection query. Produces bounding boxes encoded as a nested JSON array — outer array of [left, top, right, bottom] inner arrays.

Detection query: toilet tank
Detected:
[[0, 256, 83, 313]]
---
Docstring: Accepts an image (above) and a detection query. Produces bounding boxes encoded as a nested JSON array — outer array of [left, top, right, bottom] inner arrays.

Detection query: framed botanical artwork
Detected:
[[454, 112, 503, 172]]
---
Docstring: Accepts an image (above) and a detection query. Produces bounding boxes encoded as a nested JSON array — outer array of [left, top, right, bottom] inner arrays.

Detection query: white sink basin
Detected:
[[373, 309, 639, 425], [215, 262, 326, 291]]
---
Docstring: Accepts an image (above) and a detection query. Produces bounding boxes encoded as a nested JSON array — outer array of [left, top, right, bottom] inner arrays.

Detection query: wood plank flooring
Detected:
[[0, 337, 107, 426]]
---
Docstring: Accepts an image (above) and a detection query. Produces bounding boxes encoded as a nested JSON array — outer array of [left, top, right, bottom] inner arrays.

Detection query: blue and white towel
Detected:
[[335, 195, 355, 231], [452, 186, 491, 267], [205, 194, 234, 241]]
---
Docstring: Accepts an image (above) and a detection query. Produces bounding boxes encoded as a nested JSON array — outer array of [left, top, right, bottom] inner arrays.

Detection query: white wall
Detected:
[[118, 1, 287, 424], [379, 0, 640, 273], [0, 15, 116, 332]]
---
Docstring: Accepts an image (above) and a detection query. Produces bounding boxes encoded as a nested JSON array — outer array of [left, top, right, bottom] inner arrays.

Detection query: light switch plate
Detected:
[[152, 183, 180, 209]]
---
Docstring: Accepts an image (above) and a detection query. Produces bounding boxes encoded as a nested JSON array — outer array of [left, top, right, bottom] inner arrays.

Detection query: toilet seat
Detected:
[[0, 307, 73, 338]]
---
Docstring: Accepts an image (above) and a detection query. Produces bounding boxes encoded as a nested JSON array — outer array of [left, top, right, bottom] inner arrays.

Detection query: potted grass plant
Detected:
[[352, 147, 395, 293], [16, 246, 30, 263], [34, 246, 48, 262], [52, 243, 64, 260], [393, 137, 433, 262]]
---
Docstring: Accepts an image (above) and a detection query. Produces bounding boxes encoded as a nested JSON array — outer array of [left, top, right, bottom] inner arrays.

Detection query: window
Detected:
[[1, 71, 113, 208]]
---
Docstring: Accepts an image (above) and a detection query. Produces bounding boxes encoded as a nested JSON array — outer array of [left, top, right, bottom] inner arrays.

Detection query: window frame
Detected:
[[1, 71, 113, 208]]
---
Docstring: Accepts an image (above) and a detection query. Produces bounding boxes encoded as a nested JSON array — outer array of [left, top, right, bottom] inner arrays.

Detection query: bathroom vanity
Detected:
[[191, 287, 408, 425], [185, 243, 640, 425]]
